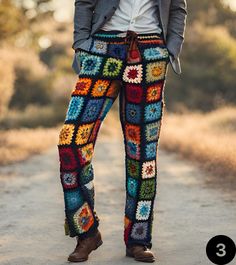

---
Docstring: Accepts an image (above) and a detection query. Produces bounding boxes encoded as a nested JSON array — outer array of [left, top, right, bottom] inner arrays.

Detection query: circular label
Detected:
[[206, 235, 236, 265]]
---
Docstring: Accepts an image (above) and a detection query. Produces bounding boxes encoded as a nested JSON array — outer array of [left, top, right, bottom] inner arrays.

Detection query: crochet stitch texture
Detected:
[[57, 29, 169, 249]]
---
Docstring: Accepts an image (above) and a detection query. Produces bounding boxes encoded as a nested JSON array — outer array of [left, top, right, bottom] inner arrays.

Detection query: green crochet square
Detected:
[[139, 179, 156, 200]]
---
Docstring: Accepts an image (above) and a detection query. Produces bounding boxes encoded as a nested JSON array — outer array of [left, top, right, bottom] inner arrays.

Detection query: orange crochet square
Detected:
[[91, 80, 109, 97], [72, 78, 92, 96], [125, 124, 141, 143], [146, 82, 163, 102]]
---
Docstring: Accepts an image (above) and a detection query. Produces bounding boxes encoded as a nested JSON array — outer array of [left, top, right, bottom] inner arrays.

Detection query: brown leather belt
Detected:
[[124, 30, 142, 63]]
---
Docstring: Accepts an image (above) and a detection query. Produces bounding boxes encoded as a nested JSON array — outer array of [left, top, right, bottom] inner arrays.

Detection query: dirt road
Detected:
[[0, 127, 236, 265]]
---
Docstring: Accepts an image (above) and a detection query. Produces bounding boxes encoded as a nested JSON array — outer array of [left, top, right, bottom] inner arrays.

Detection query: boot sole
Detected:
[[126, 249, 155, 263], [68, 239, 103, 262]]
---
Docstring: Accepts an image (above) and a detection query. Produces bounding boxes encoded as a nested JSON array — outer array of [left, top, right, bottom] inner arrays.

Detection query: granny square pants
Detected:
[[57, 29, 170, 249]]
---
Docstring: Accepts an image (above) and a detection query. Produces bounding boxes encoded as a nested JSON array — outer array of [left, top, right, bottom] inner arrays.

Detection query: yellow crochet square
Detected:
[[75, 123, 94, 145], [58, 124, 75, 145], [146, 61, 166, 83]]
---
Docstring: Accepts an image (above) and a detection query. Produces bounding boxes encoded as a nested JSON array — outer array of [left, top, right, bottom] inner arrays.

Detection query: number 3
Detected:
[[216, 243, 226, 257]]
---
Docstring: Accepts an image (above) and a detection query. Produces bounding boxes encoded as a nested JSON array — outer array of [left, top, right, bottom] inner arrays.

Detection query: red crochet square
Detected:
[[125, 84, 143, 103]]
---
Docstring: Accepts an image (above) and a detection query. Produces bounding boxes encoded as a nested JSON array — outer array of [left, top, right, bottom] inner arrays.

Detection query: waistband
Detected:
[[93, 29, 164, 42]]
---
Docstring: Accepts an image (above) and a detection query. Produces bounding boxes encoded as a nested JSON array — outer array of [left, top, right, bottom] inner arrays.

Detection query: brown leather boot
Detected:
[[67, 229, 103, 262], [126, 245, 156, 263]]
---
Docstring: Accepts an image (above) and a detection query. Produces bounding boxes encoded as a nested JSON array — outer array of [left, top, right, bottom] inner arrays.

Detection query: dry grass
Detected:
[[0, 108, 120, 166], [160, 105, 236, 179], [0, 126, 60, 166]]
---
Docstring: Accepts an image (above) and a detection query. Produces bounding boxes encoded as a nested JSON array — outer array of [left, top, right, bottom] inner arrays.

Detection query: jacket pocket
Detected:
[[72, 52, 81, 75]]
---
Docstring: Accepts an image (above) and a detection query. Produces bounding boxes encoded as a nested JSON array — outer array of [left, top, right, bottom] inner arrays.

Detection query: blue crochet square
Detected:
[[64, 189, 84, 211], [144, 101, 162, 122], [127, 177, 139, 198], [145, 142, 157, 159], [125, 194, 137, 219], [108, 44, 127, 60], [81, 98, 104, 122], [126, 103, 141, 124], [80, 54, 103, 76], [66, 96, 85, 121], [126, 140, 140, 160], [144, 47, 169, 60]]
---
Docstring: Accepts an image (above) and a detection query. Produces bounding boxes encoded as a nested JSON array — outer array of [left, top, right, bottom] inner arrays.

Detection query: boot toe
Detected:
[[67, 252, 88, 262]]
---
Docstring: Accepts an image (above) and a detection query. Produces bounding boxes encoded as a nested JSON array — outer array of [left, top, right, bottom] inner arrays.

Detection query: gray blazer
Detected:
[[72, 0, 187, 75]]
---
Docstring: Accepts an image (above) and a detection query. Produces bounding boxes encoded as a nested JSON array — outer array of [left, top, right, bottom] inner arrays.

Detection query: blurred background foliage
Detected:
[[0, 0, 236, 128]]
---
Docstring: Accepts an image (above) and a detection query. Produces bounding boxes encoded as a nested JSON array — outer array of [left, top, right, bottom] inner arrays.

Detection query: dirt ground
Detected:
[[0, 122, 236, 265]]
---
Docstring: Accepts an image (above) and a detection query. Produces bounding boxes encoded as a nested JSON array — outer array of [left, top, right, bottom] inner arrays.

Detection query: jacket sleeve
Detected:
[[72, 0, 97, 50], [166, 0, 187, 59]]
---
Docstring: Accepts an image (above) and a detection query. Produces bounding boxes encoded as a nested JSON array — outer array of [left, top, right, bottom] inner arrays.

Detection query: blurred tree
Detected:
[[0, 0, 27, 41], [16, 0, 54, 22], [187, 0, 236, 37], [166, 23, 236, 111]]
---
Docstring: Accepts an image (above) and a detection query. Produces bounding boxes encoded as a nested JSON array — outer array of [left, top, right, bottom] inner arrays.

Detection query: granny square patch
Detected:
[[75, 122, 94, 145], [103, 57, 123, 78], [80, 54, 103, 76], [145, 120, 161, 142], [139, 179, 156, 200], [65, 96, 85, 121], [136, 200, 152, 220], [141, 160, 156, 179], [79, 163, 94, 185], [108, 43, 127, 60], [58, 147, 77, 171], [127, 158, 140, 178], [144, 101, 162, 122], [91, 40, 108, 54], [60, 171, 78, 189], [125, 124, 141, 143], [126, 140, 141, 160], [81, 98, 104, 123], [58, 124, 75, 145], [123, 64, 143, 84], [146, 61, 166, 83], [146, 82, 163, 102], [144, 47, 169, 60], [130, 221, 149, 240], [145, 142, 157, 159], [125, 194, 137, 219], [127, 177, 139, 198], [126, 103, 141, 124], [72, 78, 92, 96], [73, 202, 94, 233], [77, 142, 94, 166], [125, 84, 143, 103], [91, 80, 110, 97], [64, 189, 84, 211]]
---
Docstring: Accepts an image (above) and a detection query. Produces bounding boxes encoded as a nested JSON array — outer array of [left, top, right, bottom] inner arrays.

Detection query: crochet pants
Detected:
[[57, 29, 170, 249]]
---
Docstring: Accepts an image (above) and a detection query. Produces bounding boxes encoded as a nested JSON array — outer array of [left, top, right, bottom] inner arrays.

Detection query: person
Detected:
[[57, 0, 187, 263]]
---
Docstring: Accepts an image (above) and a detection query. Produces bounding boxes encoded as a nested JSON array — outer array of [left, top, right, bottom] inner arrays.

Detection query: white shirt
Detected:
[[100, 0, 162, 34]]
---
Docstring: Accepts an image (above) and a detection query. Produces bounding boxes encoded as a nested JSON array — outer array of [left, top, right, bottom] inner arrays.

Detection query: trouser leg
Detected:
[[120, 38, 169, 249], [57, 50, 121, 239]]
